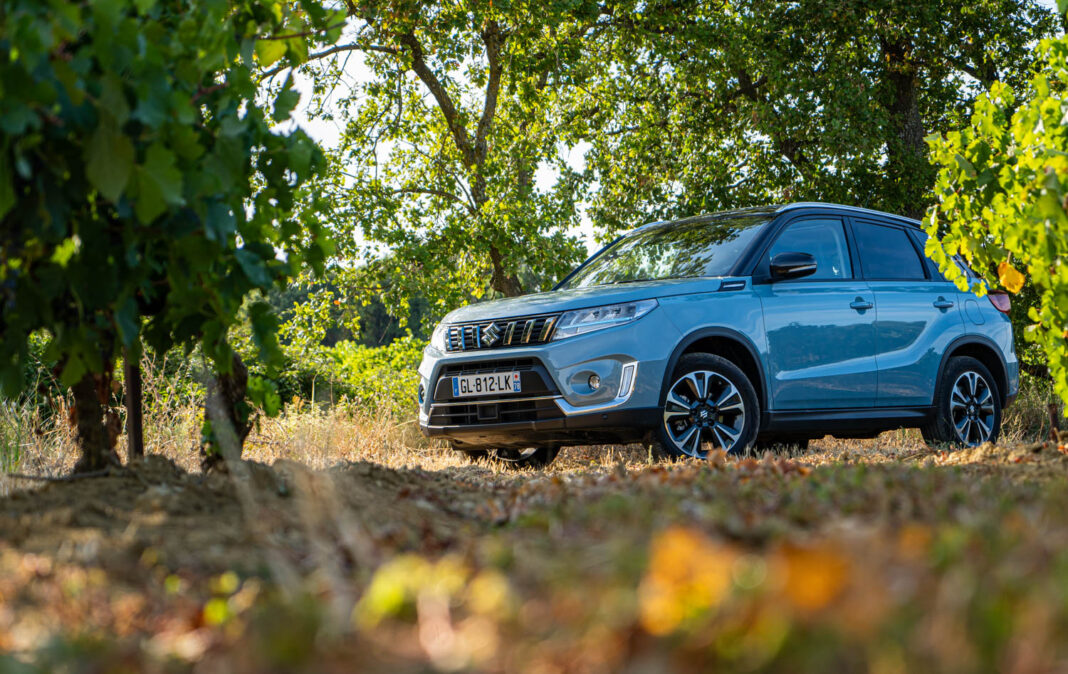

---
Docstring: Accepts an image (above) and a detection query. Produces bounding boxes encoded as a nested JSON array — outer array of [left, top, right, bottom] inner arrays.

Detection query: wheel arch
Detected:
[[662, 328, 767, 412], [937, 335, 1010, 406]]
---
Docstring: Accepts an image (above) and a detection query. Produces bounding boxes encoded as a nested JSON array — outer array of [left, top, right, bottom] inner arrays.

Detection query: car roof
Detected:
[[778, 202, 922, 228], [630, 202, 921, 235]]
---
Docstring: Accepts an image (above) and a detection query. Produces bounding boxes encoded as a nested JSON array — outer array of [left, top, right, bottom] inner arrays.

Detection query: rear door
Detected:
[[849, 218, 966, 407], [754, 216, 878, 410]]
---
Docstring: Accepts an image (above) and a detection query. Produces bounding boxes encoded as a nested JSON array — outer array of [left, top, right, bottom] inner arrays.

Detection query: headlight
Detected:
[[430, 323, 448, 351], [553, 299, 657, 340]]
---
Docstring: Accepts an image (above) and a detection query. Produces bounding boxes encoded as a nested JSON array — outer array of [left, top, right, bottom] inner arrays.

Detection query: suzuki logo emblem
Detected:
[[480, 322, 502, 346]]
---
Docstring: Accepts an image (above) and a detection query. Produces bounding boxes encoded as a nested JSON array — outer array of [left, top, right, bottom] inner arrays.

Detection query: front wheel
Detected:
[[922, 356, 1001, 447], [654, 353, 760, 459]]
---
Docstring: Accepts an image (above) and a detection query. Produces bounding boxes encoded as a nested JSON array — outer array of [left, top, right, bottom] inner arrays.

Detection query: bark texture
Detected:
[[201, 352, 251, 470], [71, 370, 120, 474]]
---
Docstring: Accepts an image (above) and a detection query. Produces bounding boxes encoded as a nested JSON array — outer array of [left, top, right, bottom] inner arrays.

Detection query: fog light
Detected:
[[588, 374, 601, 390]]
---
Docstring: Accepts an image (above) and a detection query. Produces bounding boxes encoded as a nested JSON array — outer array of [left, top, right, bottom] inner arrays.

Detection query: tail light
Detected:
[[988, 291, 1011, 314]]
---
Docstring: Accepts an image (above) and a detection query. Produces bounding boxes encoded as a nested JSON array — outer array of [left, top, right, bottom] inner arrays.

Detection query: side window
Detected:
[[768, 218, 851, 280], [853, 222, 926, 280]]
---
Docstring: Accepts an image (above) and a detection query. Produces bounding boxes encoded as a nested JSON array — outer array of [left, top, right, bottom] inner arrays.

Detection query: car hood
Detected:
[[443, 277, 735, 324]]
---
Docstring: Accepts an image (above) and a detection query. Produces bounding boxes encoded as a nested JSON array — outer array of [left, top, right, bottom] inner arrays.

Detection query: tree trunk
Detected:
[[488, 244, 523, 297], [880, 37, 929, 220], [201, 351, 251, 470], [71, 370, 119, 474], [124, 347, 144, 460]]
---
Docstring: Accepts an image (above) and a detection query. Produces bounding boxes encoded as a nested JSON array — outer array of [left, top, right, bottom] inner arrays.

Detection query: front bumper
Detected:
[[416, 312, 677, 449], [420, 406, 661, 450]]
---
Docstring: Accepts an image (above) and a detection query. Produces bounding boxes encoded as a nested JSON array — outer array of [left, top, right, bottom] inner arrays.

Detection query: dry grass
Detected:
[[1, 377, 1057, 492]]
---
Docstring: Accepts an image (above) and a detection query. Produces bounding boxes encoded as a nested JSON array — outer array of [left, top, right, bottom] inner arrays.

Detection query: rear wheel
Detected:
[[922, 356, 1001, 447], [654, 353, 759, 459]]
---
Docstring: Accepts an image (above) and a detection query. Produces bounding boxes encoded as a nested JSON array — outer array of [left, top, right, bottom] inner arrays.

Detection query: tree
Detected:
[[0, 0, 341, 471], [927, 35, 1068, 408], [575, 0, 1057, 235], [289, 0, 601, 318]]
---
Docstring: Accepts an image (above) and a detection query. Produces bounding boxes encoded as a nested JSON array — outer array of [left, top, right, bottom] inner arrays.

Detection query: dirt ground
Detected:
[[3, 431, 1068, 672]]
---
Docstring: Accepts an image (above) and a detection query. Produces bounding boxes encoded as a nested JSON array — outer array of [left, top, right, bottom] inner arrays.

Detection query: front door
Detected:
[[755, 217, 878, 410]]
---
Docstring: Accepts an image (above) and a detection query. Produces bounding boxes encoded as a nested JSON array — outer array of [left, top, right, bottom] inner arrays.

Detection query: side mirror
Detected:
[[770, 251, 817, 281]]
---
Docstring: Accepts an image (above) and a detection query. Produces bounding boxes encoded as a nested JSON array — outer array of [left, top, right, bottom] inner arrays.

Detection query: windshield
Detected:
[[561, 214, 772, 289]]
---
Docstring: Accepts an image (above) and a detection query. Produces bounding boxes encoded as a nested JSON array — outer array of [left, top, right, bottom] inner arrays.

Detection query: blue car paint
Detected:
[[754, 278, 878, 410], [418, 203, 1019, 448], [867, 279, 966, 407]]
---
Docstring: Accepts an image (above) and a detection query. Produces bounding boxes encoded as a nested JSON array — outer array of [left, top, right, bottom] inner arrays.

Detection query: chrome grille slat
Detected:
[[444, 313, 561, 352], [539, 316, 557, 341]]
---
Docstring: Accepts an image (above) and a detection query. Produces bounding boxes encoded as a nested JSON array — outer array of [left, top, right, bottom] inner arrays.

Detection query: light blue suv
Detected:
[[418, 203, 1018, 468]]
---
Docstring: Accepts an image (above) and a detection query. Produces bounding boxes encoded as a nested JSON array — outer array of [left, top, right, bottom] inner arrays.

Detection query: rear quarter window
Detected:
[[853, 222, 926, 281]]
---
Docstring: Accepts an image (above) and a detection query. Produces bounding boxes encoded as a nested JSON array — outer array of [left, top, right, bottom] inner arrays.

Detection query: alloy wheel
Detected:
[[950, 370, 996, 446], [662, 370, 747, 457]]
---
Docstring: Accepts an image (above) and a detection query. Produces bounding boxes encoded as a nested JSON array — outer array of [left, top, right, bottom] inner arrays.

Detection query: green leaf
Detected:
[[135, 143, 184, 223], [247, 375, 281, 416], [255, 39, 287, 67], [272, 82, 300, 123], [288, 135, 313, 178], [99, 75, 130, 126], [1059, 0, 1068, 16], [0, 152, 14, 221], [0, 362, 23, 398], [115, 297, 140, 345], [59, 352, 88, 388], [51, 236, 80, 267], [954, 154, 977, 178], [86, 120, 134, 203], [235, 248, 273, 287]]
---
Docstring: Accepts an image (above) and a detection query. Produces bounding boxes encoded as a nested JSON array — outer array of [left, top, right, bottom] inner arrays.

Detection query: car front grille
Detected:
[[445, 314, 559, 352]]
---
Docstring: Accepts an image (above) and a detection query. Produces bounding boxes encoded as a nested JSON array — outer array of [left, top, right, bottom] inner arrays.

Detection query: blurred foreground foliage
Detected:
[[4, 447, 1068, 672]]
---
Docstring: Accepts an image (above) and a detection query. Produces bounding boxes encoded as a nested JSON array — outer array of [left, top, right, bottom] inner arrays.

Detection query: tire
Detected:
[[453, 446, 560, 470], [654, 353, 760, 459], [922, 356, 1001, 447]]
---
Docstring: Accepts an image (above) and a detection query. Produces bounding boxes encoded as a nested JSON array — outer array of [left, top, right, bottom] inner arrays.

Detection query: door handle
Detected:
[[933, 297, 955, 310], [849, 298, 873, 311]]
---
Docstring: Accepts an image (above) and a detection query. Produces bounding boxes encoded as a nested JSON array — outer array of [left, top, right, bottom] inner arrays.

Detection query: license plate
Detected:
[[452, 371, 521, 397]]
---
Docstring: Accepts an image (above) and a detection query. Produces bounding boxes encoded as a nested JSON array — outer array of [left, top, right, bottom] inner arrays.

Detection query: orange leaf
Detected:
[[997, 261, 1025, 293]]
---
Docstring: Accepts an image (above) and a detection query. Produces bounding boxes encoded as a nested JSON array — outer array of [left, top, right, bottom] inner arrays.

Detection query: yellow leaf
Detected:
[[998, 261, 1025, 293]]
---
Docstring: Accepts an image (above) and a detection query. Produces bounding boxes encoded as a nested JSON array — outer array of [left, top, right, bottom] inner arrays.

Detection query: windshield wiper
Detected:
[[610, 277, 659, 285]]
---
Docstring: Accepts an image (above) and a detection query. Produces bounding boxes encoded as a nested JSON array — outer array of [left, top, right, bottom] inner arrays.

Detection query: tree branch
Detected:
[[260, 20, 348, 41], [396, 32, 477, 168], [474, 20, 504, 164], [260, 42, 399, 80], [389, 187, 476, 214]]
